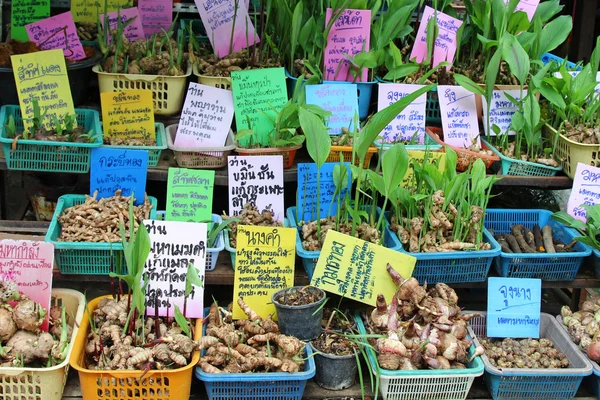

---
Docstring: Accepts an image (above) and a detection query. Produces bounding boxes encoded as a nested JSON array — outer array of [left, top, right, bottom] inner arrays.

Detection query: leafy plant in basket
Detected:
[[552, 205, 600, 251]]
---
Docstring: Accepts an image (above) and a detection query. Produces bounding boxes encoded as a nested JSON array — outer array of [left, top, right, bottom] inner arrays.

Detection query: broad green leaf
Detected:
[[383, 64, 420, 81], [174, 305, 191, 336], [299, 17, 315, 54], [533, 0, 563, 24], [234, 129, 255, 142], [185, 262, 204, 297], [507, 10, 530, 35], [366, 170, 385, 196], [290, 2, 303, 70], [382, 144, 409, 195], [537, 16, 572, 59], [502, 34, 530, 85], [454, 74, 485, 96], [298, 107, 331, 167], [539, 82, 565, 109]]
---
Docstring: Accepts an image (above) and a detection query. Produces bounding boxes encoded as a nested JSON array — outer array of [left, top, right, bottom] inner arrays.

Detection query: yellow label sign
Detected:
[[402, 150, 446, 187], [311, 230, 416, 306], [71, 0, 133, 23], [101, 90, 155, 142], [232, 225, 296, 320], [11, 49, 75, 132]]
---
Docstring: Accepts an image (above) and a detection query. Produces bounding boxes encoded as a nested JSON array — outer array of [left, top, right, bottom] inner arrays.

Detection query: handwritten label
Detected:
[[11, 0, 50, 42], [231, 68, 288, 145], [323, 8, 371, 82], [410, 6, 463, 68], [143, 220, 206, 318], [402, 151, 446, 188], [138, 0, 172, 36], [567, 163, 600, 222], [0, 240, 53, 331], [482, 89, 525, 136], [297, 163, 351, 222], [101, 90, 155, 141], [232, 225, 295, 320], [505, 0, 540, 21], [175, 82, 234, 148], [166, 168, 214, 222], [377, 83, 427, 143], [90, 148, 148, 205], [26, 12, 86, 61], [195, 0, 259, 58], [100, 8, 145, 41], [311, 230, 416, 305], [228, 156, 284, 222], [487, 277, 541, 338], [11, 49, 75, 132], [305, 83, 358, 135], [439, 85, 480, 148], [71, 0, 133, 23]]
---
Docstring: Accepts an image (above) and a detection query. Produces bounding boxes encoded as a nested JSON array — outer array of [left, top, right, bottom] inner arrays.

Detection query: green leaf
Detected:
[[366, 170, 385, 196], [234, 129, 255, 142], [507, 10, 531, 35], [290, 2, 303, 64], [454, 74, 485, 96], [502, 33, 530, 85], [299, 107, 331, 167], [185, 262, 203, 297], [383, 64, 420, 81], [174, 305, 191, 336], [134, 222, 151, 275], [382, 144, 409, 196], [537, 15, 572, 58]]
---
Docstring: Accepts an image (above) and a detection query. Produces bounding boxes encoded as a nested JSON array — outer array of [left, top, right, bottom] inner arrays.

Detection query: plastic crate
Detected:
[[355, 311, 484, 400], [94, 63, 192, 115], [287, 206, 400, 279], [326, 144, 377, 168], [0, 289, 84, 400], [166, 124, 236, 169], [0, 106, 102, 173], [45, 194, 158, 274], [103, 122, 167, 167], [541, 53, 580, 71], [235, 145, 300, 169], [484, 209, 592, 280], [544, 123, 599, 179], [375, 133, 443, 159], [376, 76, 441, 124], [225, 219, 289, 269], [427, 127, 500, 171], [193, 64, 232, 90], [482, 139, 562, 176], [70, 295, 201, 400], [468, 312, 592, 400]]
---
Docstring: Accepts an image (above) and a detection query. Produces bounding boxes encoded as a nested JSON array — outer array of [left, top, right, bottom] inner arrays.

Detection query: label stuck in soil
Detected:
[[138, 0, 172, 37], [166, 168, 214, 222], [567, 162, 600, 222], [11, 0, 50, 42], [305, 83, 358, 135], [101, 89, 155, 141], [410, 6, 463, 68], [100, 7, 145, 41], [297, 162, 351, 222], [26, 11, 86, 61], [377, 83, 427, 144], [482, 89, 526, 136]]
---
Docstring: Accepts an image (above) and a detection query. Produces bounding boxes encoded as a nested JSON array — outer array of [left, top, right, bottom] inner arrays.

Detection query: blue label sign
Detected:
[[305, 83, 359, 135], [297, 162, 351, 222], [90, 148, 148, 205]]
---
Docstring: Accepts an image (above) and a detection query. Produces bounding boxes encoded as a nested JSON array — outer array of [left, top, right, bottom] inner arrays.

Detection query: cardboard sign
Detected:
[[90, 148, 149, 205], [402, 151, 446, 187], [228, 155, 285, 222], [439, 85, 480, 148], [232, 225, 295, 320], [26, 12, 86, 61], [305, 84, 358, 135], [505, 0, 540, 21], [377, 83, 427, 144], [482, 89, 526, 136], [567, 163, 600, 222], [195, 0, 259, 58], [71, 0, 133, 23], [175, 82, 234, 148], [0, 240, 54, 331], [231, 68, 288, 146], [487, 277, 542, 338], [166, 168, 214, 222], [101, 8, 145, 41], [11, 0, 50, 42], [297, 163, 352, 222], [11, 49, 75, 132], [144, 220, 206, 319], [311, 230, 416, 305], [410, 6, 463, 68], [101, 90, 155, 142], [323, 8, 371, 82], [138, 0, 173, 36]]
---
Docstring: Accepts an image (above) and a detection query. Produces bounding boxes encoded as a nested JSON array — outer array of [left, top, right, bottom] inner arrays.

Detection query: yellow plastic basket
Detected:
[[0, 289, 85, 400], [326, 145, 377, 168], [193, 64, 232, 90], [545, 123, 600, 179], [70, 295, 202, 400], [93, 64, 192, 115]]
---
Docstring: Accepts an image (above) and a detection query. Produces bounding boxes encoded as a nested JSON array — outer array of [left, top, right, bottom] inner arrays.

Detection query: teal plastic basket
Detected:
[[355, 311, 484, 400], [0, 105, 102, 173], [102, 122, 167, 167], [484, 209, 591, 280], [45, 194, 158, 274], [376, 76, 441, 124], [224, 219, 289, 270], [482, 138, 562, 177]]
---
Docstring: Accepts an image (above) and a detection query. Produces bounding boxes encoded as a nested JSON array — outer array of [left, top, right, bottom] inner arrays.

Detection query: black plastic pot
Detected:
[[272, 286, 326, 341], [0, 48, 102, 106], [309, 342, 357, 390]]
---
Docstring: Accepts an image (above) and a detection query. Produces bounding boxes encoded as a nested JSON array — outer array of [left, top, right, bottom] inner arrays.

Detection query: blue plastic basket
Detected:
[[224, 219, 289, 270], [482, 139, 562, 177], [355, 311, 484, 400], [376, 76, 441, 124], [287, 206, 400, 280], [102, 122, 167, 167], [484, 209, 592, 280], [541, 53, 580, 71], [0, 105, 102, 173], [45, 194, 158, 274]]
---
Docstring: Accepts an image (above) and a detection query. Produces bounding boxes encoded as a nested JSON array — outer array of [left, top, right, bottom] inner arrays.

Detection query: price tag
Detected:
[[101, 89, 155, 143], [297, 162, 351, 222], [26, 12, 86, 61], [438, 85, 480, 148], [305, 84, 359, 135], [487, 277, 542, 338], [567, 162, 600, 222], [410, 6, 463, 68], [166, 168, 214, 222], [377, 83, 427, 144]]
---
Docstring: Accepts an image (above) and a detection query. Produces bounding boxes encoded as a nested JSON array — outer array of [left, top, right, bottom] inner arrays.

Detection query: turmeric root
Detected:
[[237, 298, 260, 322], [247, 333, 304, 357], [199, 361, 222, 373]]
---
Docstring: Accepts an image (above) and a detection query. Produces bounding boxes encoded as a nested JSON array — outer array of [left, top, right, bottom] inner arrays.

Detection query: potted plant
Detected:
[[272, 286, 326, 341]]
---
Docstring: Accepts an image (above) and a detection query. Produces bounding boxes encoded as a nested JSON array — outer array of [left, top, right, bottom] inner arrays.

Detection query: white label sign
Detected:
[[567, 162, 600, 222], [439, 85, 480, 148], [482, 89, 526, 136], [377, 83, 427, 144]]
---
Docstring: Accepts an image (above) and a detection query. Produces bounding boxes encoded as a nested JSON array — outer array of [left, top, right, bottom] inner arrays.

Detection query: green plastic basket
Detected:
[[179, 19, 208, 43], [45, 194, 158, 274], [0, 105, 102, 173], [102, 123, 167, 167], [482, 138, 562, 177]]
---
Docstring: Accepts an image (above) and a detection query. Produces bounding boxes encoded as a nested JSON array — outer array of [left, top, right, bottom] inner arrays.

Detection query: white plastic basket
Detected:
[[166, 124, 236, 169]]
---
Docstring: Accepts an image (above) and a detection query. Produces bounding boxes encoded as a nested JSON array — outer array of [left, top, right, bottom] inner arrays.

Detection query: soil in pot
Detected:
[[311, 332, 358, 390], [272, 286, 326, 341]]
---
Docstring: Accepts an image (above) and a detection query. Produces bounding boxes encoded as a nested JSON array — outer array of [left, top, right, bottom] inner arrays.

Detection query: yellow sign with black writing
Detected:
[[403, 150, 446, 187], [71, 0, 133, 23], [311, 230, 416, 306], [232, 225, 296, 320], [101, 90, 155, 142], [11, 49, 75, 132]]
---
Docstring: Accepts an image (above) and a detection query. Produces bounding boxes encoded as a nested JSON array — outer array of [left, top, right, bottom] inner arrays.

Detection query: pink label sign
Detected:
[[26, 11, 86, 61], [438, 85, 480, 148], [410, 6, 462, 68], [101, 8, 145, 42], [0, 240, 54, 331], [505, 0, 540, 21], [195, 0, 259, 58], [567, 163, 600, 222], [138, 0, 172, 37], [324, 8, 371, 82]]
